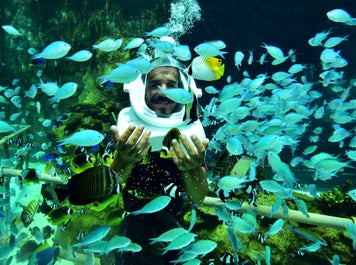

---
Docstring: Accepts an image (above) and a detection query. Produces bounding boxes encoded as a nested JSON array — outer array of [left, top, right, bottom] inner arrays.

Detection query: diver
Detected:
[[110, 56, 209, 264]]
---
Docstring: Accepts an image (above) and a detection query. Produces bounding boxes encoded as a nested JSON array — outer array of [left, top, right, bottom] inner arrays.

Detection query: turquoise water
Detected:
[[1, 0, 356, 264]]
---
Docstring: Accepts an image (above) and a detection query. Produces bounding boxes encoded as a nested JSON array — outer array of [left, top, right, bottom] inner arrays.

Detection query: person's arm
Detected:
[[110, 124, 151, 182], [170, 134, 209, 204]]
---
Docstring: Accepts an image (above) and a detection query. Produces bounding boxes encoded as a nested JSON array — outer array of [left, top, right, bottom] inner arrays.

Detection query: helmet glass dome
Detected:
[[143, 57, 190, 117], [124, 56, 199, 128]]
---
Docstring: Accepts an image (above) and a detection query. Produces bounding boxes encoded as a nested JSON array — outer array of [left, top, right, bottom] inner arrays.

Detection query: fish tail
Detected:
[[98, 76, 108, 85]]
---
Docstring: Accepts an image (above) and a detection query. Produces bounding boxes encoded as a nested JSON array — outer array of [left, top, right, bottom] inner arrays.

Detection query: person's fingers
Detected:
[[171, 138, 186, 160], [133, 130, 151, 153], [191, 135, 207, 155], [111, 125, 120, 142], [126, 125, 144, 146]]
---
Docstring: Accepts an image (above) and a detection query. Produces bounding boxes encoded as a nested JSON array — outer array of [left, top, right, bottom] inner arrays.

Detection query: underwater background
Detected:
[[1, 0, 356, 264]]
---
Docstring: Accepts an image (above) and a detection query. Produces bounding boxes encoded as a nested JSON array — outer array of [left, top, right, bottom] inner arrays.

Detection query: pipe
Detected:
[[1, 167, 64, 184], [203, 196, 355, 230], [0, 125, 31, 146]]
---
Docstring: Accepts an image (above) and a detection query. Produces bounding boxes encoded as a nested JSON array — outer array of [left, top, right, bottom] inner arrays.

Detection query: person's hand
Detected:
[[111, 124, 151, 166], [170, 134, 209, 172]]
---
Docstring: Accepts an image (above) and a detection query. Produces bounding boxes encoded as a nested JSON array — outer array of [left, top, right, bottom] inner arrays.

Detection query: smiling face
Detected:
[[145, 66, 182, 116]]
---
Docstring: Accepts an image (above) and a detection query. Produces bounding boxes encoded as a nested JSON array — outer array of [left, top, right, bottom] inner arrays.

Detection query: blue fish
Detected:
[[30, 58, 46, 67], [43, 153, 58, 161], [29, 242, 59, 265], [91, 145, 100, 152], [102, 80, 115, 89]]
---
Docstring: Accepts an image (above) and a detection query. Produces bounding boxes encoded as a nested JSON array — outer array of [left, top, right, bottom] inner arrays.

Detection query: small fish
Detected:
[[184, 239, 217, 256], [49, 82, 78, 103], [123, 37, 144, 50], [47, 206, 73, 225], [289, 226, 327, 246], [99, 64, 140, 84], [119, 242, 142, 253], [20, 200, 39, 227], [0, 120, 16, 133], [73, 226, 111, 249], [145, 26, 171, 37], [43, 153, 59, 162], [104, 235, 132, 254], [126, 57, 152, 74], [231, 212, 257, 234], [68, 166, 121, 205], [158, 85, 193, 104], [218, 252, 236, 265], [19, 168, 40, 185], [174, 44, 192, 61], [65, 50, 93, 62], [101, 81, 115, 89], [256, 232, 265, 243], [188, 208, 197, 232], [32, 41, 71, 59], [328, 254, 345, 265], [98, 152, 114, 166], [92, 39, 121, 52], [131, 195, 171, 215], [298, 240, 323, 253], [234, 51, 244, 69], [160, 128, 181, 158], [323, 36, 349, 48], [150, 227, 187, 244], [2, 25, 22, 36], [194, 42, 227, 58], [58, 129, 104, 147], [264, 219, 284, 240], [30, 226, 44, 242], [70, 153, 96, 174], [190, 56, 225, 81], [161, 232, 197, 255], [30, 58, 46, 67], [261, 43, 288, 64], [327, 9, 356, 25], [38, 79, 59, 96], [163, 182, 184, 198]]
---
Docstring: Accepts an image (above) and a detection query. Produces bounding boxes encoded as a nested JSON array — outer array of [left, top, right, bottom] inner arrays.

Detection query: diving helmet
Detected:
[[117, 56, 206, 152]]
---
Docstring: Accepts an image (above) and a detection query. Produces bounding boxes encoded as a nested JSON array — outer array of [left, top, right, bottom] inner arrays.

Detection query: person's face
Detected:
[[145, 66, 180, 115]]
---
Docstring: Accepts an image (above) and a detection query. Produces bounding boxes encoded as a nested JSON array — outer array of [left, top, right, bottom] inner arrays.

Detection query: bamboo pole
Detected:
[[202, 196, 355, 230], [0, 125, 31, 146], [0, 125, 31, 159], [1, 167, 64, 184]]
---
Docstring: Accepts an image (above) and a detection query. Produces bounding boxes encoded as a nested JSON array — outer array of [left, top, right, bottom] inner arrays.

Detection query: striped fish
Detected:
[[67, 166, 121, 205]]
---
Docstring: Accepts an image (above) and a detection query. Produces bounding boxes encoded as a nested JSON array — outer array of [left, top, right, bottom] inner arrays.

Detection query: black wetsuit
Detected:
[[115, 152, 185, 265]]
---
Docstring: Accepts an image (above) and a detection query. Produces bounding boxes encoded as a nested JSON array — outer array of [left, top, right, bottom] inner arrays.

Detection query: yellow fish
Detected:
[[90, 194, 119, 212], [98, 152, 114, 166], [20, 200, 39, 227], [19, 168, 40, 186], [47, 206, 73, 225], [70, 153, 96, 174], [160, 128, 181, 158], [190, 56, 225, 81]]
